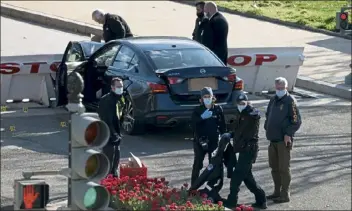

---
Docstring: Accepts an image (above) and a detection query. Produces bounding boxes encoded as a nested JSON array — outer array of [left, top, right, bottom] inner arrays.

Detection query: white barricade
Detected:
[[1, 54, 63, 106], [0, 47, 305, 107], [227, 47, 305, 93]]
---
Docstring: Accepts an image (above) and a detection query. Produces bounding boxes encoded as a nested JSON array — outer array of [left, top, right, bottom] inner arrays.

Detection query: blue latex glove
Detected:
[[201, 109, 213, 119]]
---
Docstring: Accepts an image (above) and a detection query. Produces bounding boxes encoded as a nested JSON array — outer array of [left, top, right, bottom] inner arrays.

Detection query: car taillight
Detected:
[[234, 80, 244, 90], [147, 82, 168, 93], [223, 73, 236, 82], [168, 77, 184, 85]]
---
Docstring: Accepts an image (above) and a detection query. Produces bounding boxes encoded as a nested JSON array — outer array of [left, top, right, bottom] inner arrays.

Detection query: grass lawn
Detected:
[[215, 0, 351, 31]]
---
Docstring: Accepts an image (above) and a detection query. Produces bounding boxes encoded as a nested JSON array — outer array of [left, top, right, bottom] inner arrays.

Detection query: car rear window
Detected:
[[144, 48, 224, 70]]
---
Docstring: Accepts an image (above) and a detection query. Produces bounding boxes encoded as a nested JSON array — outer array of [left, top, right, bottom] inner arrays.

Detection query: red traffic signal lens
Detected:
[[85, 122, 98, 145], [340, 13, 347, 20]]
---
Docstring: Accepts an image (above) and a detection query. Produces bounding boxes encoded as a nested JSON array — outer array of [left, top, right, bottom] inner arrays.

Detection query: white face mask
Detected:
[[114, 87, 123, 95], [203, 97, 212, 105], [237, 103, 247, 113], [276, 90, 287, 98]]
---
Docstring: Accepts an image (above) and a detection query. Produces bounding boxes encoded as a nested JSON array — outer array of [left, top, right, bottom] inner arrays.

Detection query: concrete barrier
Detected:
[[1, 54, 63, 106], [227, 47, 305, 93], [0, 46, 305, 107]]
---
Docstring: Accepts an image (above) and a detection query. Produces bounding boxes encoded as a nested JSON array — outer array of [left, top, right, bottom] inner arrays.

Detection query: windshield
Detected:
[[145, 48, 223, 70]]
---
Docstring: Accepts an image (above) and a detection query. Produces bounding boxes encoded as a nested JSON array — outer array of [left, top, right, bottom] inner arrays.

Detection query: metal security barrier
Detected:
[[336, 6, 352, 36], [1, 54, 62, 107], [227, 47, 305, 93], [1, 47, 305, 108]]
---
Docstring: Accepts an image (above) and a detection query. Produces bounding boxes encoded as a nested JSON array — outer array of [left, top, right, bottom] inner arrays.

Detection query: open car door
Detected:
[[54, 41, 104, 107]]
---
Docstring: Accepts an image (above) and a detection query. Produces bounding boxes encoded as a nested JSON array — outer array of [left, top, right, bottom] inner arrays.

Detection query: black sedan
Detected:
[[55, 36, 245, 135]]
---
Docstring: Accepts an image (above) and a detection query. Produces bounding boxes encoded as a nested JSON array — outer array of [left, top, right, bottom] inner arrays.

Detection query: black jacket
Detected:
[[202, 12, 228, 65], [103, 13, 133, 42], [192, 16, 207, 42], [229, 105, 260, 153], [264, 94, 302, 142], [191, 104, 226, 143], [97, 91, 124, 143]]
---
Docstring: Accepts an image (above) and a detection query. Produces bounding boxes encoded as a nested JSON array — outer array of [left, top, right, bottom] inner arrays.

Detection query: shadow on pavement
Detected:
[[307, 37, 352, 55]]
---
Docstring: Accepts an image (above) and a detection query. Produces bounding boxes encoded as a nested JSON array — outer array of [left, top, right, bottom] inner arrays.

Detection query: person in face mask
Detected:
[[264, 77, 302, 203], [223, 94, 267, 209], [192, 1, 207, 43], [190, 87, 226, 187], [97, 77, 125, 177]]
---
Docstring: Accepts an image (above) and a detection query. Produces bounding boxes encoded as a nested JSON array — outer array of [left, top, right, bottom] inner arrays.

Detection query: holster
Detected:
[[246, 142, 259, 163], [198, 136, 209, 151]]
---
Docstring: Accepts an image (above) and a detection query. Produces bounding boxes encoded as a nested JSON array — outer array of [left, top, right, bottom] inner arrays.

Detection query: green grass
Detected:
[[216, 0, 351, 31]]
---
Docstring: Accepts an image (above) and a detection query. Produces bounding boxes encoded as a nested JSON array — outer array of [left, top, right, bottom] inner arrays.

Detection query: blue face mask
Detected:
[[237, 104, 247, 113], [114, 87, 123, 95], [276, 90, 287, 98], [203, 98, 212, 105]]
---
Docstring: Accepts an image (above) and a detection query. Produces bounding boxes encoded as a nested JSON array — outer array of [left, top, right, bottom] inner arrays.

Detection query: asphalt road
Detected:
[[1, 17, 351, 210]]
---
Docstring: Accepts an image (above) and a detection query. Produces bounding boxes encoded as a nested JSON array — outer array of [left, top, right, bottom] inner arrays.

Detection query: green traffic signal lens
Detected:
[[85, 155, 99, 178], [83, 187, 97, 209]]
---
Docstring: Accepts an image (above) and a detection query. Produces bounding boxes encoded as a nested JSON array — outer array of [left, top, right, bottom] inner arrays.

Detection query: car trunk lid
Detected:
[[155, 66, 236, 104]]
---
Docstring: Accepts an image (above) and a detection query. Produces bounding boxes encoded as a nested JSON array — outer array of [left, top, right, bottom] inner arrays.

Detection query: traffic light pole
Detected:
[[66, 71, 86, 208]]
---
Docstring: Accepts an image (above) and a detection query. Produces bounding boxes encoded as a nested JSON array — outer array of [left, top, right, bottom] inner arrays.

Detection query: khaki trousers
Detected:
[[268, 141, 291, 199]]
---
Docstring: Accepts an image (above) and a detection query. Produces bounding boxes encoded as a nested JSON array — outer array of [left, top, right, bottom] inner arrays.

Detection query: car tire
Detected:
[[121, 96, 145, 135]]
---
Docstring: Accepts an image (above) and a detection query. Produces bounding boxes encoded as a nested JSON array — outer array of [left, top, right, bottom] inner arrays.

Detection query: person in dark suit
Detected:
[[192, 1, 206, 42], [92, 9, 133, 42], [203, 2, 229, 65]]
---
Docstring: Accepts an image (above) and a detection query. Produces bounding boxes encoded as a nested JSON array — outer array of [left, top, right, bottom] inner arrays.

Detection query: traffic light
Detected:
[[340, 12, 349, 30], [70, 112, 111, 210]]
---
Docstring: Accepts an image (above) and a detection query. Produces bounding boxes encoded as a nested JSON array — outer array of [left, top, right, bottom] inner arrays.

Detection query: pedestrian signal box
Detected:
[[14, 179, 49, 210], [70, 112, 111, 210]]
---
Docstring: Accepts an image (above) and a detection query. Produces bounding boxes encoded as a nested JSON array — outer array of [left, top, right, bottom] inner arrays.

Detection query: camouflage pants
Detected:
[[268, 141, 291, 199]]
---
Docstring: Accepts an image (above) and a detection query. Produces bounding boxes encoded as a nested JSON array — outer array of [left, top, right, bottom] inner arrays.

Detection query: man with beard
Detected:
[[203, 2, 229, 65], [92, 9, 133, 42], [192, 1, 207, 43]]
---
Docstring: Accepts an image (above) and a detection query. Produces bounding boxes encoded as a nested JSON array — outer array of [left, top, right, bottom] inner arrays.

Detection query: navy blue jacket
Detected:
[[264, 94, 302, 142]]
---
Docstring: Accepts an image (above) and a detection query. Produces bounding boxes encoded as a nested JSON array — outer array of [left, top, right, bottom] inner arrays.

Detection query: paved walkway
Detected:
[[4, 1, 352, 85]]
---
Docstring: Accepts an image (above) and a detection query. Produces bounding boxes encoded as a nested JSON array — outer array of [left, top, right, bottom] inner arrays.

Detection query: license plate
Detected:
[[188, 77, 218, 92]]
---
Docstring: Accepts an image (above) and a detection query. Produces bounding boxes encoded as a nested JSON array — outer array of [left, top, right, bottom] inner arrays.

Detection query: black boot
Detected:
[[251, 202, 268, 209]]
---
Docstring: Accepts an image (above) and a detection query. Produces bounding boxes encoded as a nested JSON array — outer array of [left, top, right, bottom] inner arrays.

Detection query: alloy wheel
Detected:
[[122, 101, 135, 133]]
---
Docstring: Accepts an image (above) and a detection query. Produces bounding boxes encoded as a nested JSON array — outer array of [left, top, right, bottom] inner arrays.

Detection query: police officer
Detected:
[[191, 87, 226, 187], [264, 77, 302, 203], [92, 9, 133, 42], [97, 77, 125, 177], [224, 94, 267, 209]]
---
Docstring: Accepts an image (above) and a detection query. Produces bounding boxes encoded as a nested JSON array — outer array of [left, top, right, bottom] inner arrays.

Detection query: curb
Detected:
[[0, 3, 102, 37], [1, 2, 351, 100], [296, 76, 351, 100], [171, 1, 352, 40]]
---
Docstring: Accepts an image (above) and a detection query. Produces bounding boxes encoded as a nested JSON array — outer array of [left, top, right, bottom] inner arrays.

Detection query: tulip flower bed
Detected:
[[101, 174, 225, 211]]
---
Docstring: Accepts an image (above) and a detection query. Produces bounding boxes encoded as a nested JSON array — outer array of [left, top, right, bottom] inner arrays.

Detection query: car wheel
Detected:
[[122, 97, 145, 135]]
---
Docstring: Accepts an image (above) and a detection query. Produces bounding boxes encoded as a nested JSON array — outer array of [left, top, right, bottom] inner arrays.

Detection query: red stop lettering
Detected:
[[0, 63, 20, 74], [227, 55, 252, 66], [23, 62, 47, 73], [255, 54, 277, 65]]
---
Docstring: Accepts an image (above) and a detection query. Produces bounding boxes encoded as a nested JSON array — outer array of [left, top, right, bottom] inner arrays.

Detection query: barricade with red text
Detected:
[[227, 47, 305, 93], [0, 46, 305, 107], [1, 54, 62, 106]]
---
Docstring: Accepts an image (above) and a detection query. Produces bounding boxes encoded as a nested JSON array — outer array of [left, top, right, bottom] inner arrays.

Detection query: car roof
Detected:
[[120, 36, 206, 51]]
